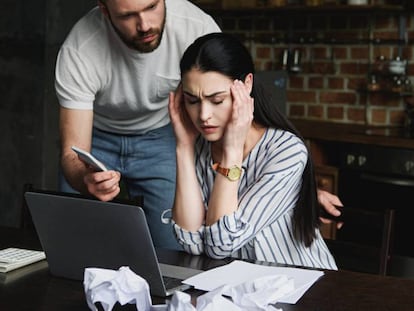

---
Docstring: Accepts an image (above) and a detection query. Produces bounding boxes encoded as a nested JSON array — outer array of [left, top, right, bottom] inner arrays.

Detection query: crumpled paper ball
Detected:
[[83, 266, 294, 311], [84, 266, 154, 311]]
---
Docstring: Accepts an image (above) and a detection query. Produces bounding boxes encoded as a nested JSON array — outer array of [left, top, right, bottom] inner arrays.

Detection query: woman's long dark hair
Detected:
[[180, 32, 320, 247]]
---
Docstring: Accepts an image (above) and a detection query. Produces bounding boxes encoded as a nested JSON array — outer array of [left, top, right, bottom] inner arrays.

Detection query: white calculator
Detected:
[[0, 248, 46, 273]]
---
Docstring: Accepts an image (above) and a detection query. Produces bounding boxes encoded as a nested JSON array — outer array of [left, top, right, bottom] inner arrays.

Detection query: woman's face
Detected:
[[182, 69, 234, 142]]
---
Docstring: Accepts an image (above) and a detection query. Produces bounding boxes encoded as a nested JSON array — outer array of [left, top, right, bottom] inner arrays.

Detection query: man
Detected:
[[55, 0, 221, 250], [56, 0, 342, 251]]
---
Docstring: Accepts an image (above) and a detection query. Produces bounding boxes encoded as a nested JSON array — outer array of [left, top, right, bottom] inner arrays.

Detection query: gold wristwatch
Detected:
[[212, 163, 242, 181]]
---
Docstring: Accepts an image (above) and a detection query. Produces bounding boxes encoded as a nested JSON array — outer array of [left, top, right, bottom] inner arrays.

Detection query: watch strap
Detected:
[[212, 163, 229, 176], [212, 163, 242, 181]]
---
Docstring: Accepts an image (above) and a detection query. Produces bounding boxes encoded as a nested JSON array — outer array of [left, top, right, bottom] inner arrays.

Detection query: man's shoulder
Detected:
[[166, 0, 216, 23], [62, 7, 107, 49], [164, 0, 220, 42]]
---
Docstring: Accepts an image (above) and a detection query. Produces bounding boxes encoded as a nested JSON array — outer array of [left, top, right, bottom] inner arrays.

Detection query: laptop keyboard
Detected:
[[162, 275, 184, 289]]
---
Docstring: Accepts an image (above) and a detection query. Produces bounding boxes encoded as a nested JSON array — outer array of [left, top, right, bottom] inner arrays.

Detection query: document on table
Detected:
[[183, 260, 324, 304]]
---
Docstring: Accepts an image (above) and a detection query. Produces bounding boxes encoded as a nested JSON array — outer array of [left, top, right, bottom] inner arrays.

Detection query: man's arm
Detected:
[[318, 189, 344, 229], [59, 107, 121, 201], [60, 106, 94, 193]]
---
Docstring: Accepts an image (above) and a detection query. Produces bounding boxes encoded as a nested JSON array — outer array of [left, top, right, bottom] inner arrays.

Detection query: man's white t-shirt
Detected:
[[55, 0, 220, 135]]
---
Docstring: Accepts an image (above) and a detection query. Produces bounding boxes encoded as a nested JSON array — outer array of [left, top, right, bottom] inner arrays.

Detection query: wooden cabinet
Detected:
[[315, 164, 339, 239], [315, 165, 338, 194], [305, 137, 341, 239]]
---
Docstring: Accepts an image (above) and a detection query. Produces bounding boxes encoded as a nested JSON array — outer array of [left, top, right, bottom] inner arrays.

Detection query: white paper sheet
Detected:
[[183, 260, 324, 304]]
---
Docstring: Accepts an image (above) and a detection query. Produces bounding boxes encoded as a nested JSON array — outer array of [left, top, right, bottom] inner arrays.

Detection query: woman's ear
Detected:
[[244, 73, 254, 94]]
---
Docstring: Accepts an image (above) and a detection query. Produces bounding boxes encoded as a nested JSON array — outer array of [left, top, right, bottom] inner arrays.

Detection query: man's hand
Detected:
[[84, 170, 121, 202], [318, 189, 344, 229]]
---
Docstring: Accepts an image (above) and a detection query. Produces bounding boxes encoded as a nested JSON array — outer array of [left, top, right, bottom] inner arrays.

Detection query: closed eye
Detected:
[[183, 93, 200, 105], [211, 100, 224, 105], [186, 99, 200, 105], [183, 92, 227, 105]]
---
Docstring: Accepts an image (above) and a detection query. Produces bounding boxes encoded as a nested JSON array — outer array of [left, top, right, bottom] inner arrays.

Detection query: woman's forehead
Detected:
[[183, 70, 232, 97]]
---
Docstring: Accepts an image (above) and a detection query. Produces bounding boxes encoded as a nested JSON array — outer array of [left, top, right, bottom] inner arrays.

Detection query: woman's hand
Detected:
[[168, 85, 199, 148], [84, 170, 121, 202], [223, 80, 254, 155]]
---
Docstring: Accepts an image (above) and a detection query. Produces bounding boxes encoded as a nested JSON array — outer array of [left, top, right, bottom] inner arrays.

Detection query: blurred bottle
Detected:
[[404, 77, 412, 94], [367, 75, 380, 91], [373, 55, 387, 74], [391, 76, 403, 93], [290, 49, 302, 73], [280, 49, 289, 70]]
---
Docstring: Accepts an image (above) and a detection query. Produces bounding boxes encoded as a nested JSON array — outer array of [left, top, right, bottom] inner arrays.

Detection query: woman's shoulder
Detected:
[[260, 128, 307, 159], [264, 128, 304, 146], [254, 129, 307, 170]]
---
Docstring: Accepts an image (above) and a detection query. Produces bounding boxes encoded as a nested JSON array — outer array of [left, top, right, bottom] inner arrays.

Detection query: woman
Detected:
[[168, 32, 337, 270]]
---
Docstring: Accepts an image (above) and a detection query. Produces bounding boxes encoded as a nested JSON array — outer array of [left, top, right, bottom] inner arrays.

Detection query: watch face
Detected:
[[228, 166, 241, 181]]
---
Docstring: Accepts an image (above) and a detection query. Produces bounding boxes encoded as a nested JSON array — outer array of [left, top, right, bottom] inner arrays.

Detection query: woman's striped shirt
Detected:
[[173, 128, 337, 270]]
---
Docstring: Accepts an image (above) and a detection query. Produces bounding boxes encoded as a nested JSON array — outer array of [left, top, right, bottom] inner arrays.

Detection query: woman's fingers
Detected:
[[230, 80, 254, 123]]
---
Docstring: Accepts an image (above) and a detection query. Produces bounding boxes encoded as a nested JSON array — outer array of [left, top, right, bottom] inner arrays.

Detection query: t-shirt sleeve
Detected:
[[202, 14, 221, 34], [54, 46, 98, 110]]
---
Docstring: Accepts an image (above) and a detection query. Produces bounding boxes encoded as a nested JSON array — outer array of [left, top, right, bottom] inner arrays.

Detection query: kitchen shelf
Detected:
[[358, 89, 413, 97], [233, 33, 407, 45], [203, 3, 408, 47], [201, 4, 406, 15]]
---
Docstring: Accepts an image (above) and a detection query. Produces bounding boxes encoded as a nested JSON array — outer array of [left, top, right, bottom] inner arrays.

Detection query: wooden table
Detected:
[[1, 227, 414, 311]]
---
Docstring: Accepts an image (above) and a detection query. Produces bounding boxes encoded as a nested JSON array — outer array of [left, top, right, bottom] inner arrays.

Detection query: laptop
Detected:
[[24, 190, 203, 297]]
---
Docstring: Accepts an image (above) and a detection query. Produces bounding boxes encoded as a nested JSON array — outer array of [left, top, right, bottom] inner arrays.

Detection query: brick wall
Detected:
[[208, 4, 414, 126]]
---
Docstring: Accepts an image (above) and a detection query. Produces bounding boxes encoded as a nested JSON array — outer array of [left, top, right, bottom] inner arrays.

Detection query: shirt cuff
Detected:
[[173, 223, 205, 246], [205, 213, 249, 246]]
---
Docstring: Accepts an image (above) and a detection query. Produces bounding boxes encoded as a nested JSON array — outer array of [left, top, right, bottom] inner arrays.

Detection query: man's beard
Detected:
[[109, 9, 166, 53]]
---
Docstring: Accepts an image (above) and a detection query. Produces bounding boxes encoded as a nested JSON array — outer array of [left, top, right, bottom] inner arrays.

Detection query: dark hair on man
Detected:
[[180, 32, 320, 247]]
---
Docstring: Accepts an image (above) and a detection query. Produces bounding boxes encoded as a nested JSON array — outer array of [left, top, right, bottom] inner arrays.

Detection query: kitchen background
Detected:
[[197, 0, 414, 126], [0, 0, 413, 227]]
